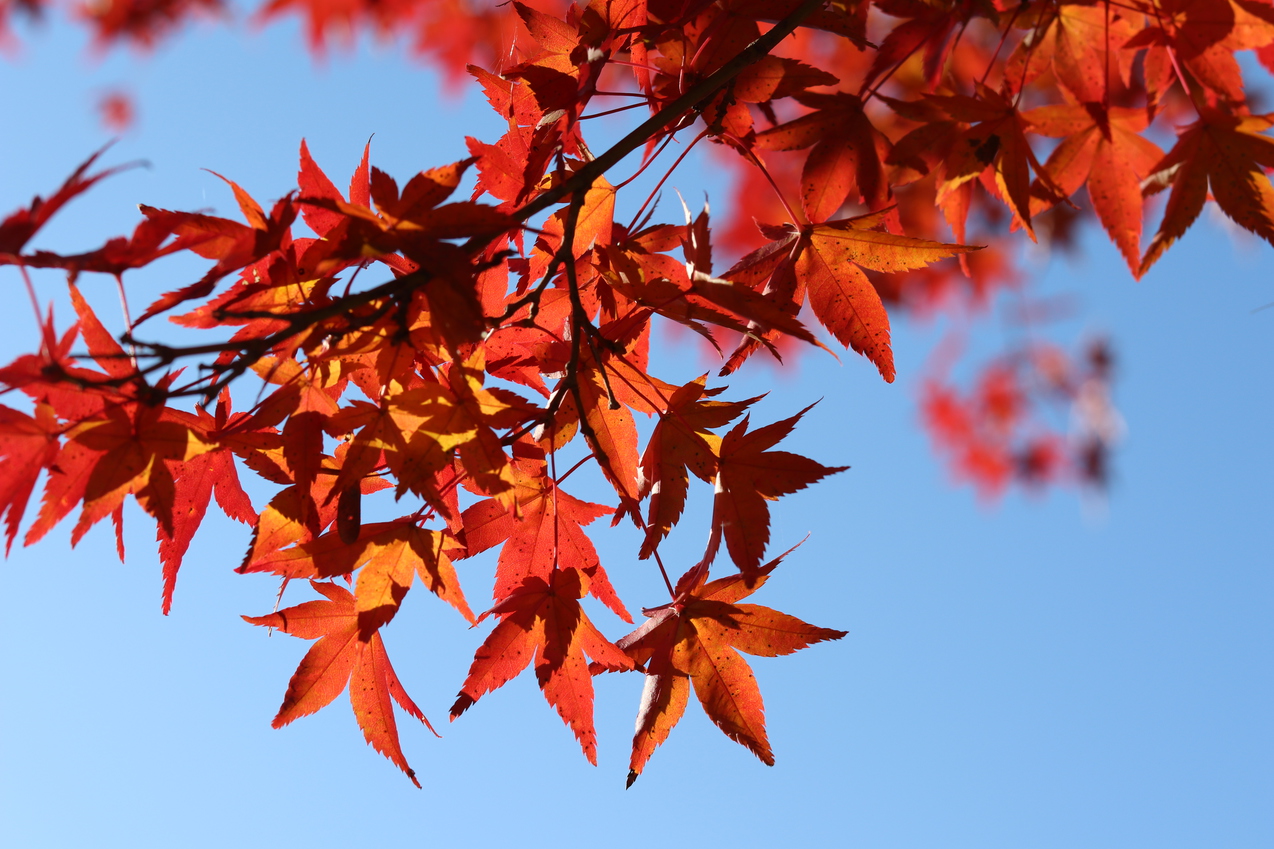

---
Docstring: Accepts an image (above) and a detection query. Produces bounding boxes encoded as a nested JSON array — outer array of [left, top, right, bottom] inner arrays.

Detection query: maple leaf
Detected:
[[1005, 3, 1137, 106], [708, 405, 846, 577], [1140, 109, 1274, 274], [637, 376, 759, 558], [243, 580, 432, 787], [858, 0, 963, 92], [573, 353, 642, 509], [0, 401, 59, 554], [449, 567, 635, 764], [0, 146, 136, 262], [355, 521, 475, 630], [254, 0, 394, 53], [616, 551, 846, 786], [135, 175, 298, 324], [18, 290, 214, 557], [460, 450, 631, 621], [55, 400, 211, 545], [598, 231, 824, 355], [1122, 0, 1274, 105], [20, 207, 190, 279], [730, 55, 839, 104], [0, 305, 86, 410], [753, 92, 891, 222], [721, 211, 979, 381], [1026, 103, 1165, 276], [502, 0, 601, 121], [571, 174, 617, 257], [885, 85, 1064, 244], [66, 284, 136, 383], [464, 61, 563, 209], [237, 483, 351, 577], [242, 512, 474, 627], [297, 139, 370, 239], [156, 392, 257, 614]]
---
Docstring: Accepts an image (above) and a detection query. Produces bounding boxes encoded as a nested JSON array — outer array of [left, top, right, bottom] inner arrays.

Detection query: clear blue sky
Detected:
[[1, 10, 1271, 848]]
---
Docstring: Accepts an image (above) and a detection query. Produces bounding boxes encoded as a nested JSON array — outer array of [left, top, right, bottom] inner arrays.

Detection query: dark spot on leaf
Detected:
[[973, 135, 1000, 165]]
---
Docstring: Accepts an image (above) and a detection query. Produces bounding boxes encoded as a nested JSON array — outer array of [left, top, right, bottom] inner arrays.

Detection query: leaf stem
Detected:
[[726, 135, 805, 228], [623, 128, 710, 230]]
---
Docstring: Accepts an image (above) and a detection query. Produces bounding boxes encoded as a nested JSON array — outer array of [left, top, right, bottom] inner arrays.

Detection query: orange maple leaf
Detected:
[[1026, 103, 1165, 276], [616, 552, 846, 786], [721, 211, 978, 381], [1006, 3, 1137, 106], [241, 515, 473, 623], [243, 580, 434, 787]]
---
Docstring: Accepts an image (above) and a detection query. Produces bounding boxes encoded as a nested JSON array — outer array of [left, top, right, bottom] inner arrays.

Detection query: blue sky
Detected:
[[1, 10, 1271, 848]]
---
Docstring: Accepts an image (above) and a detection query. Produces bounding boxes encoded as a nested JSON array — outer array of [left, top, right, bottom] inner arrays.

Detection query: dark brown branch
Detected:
[[507, 0, 827, 226]]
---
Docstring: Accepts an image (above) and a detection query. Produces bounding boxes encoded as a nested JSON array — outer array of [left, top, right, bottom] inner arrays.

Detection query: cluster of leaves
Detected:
[[3, 0, 1274, 783], [922, 337, 1120, 496]]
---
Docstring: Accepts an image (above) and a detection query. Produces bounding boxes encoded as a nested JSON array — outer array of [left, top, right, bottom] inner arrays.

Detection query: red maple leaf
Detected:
[[753, 92, 892, 222], [0, 401, 59, 554], [1140, 109, 1274, 274], [885, 85, 1063, 244], [1123, 0, 1274, 105], [135, 175, 298, 324], [0, 146, 136, 260], [21, 207, 189, 279], [637, 375, 758, 558], [707, 404, 846, 577], [449, 566, 635, 764], [156, 390, 257, 614], [460, 447, 631, 621]]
